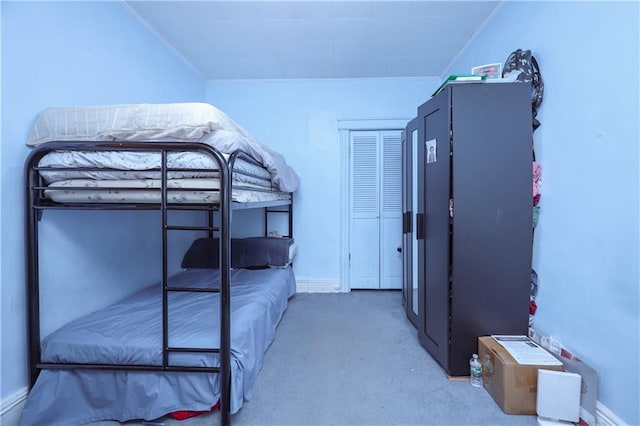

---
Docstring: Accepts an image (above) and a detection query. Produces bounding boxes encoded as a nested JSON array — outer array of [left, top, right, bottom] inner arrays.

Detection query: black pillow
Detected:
[[181, 238, 219, 269], [231, 237, 294, 268], [182, 236, 294, 269]]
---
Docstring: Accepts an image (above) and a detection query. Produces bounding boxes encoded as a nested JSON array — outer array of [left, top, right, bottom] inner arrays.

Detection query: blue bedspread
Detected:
[[19, 267, 296, 425]]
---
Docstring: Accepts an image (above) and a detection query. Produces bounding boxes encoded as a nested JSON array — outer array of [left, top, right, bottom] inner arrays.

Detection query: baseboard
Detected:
[[596, 401, 627, 426], [1, 387, 28, 425], [296, 278, 340, 293]]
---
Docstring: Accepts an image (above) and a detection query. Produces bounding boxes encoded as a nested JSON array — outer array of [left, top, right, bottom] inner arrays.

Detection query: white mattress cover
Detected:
[[44, 179, 291, 204], [27, 103, 231, 146], [38, 150, 271, 185], [28, 103, 300, 192], [200, 130, 299, 192]]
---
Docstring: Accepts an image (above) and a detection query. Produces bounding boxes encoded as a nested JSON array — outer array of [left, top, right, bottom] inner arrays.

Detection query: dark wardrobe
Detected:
[[402, 82, 533, 376]]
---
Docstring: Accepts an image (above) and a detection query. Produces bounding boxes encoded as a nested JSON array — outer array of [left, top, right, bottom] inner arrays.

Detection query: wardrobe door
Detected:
[[448, 83, 532, 375], [417, 91, 451, 371], [402, 118, 419, 327]]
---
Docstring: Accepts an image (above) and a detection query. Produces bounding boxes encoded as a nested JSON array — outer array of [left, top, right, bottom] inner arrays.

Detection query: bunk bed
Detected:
[[20, 103, 300, 426]]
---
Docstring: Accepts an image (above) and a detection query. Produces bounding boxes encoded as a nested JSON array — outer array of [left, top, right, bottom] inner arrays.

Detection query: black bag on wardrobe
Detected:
[[503, 49, 544, 131]]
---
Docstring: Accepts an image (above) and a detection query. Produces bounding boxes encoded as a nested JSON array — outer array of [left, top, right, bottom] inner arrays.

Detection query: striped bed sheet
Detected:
[[44, 178, 291, 204]]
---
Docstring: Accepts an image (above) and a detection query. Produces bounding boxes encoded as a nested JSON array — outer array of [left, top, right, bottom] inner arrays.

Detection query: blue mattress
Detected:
[[19, 267, 296, 425]]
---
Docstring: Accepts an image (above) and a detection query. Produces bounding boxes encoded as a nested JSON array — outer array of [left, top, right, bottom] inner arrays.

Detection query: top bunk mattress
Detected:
[[27, 103, 300, 193]]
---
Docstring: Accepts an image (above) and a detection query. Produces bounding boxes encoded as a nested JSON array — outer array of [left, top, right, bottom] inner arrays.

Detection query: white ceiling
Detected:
[[124, 1, 502, 80]]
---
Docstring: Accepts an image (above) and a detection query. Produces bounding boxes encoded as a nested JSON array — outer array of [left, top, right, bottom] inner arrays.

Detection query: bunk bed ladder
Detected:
[[159, 149, 232, 426]]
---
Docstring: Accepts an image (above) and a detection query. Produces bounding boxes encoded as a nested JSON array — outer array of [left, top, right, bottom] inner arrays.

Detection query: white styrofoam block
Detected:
[[537, 369, 582, 423]]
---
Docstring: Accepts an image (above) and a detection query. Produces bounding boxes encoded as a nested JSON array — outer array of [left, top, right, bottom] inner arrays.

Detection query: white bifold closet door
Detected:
[[349, 130, 403, 290]]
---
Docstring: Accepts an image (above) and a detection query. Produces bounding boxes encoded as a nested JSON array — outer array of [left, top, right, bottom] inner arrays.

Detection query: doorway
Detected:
[[344, 129, 403, 290]]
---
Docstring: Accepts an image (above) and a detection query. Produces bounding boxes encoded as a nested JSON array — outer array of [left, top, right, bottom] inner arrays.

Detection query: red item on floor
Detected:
[[168, 400, 220, 420], [529, 300, 537, 315]]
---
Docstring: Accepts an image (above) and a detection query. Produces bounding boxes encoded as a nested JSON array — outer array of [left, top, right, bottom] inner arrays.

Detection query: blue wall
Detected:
[[206, 78, 438, 279], [445, 1, 639, 423], [1, 1, 204, 403]]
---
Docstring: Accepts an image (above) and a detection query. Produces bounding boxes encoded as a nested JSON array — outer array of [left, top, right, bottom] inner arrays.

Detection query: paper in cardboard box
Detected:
[[478, 336, 564, 415]]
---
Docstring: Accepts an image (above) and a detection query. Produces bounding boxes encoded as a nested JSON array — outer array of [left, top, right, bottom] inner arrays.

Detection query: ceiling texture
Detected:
[[124, 1, 502, 80]]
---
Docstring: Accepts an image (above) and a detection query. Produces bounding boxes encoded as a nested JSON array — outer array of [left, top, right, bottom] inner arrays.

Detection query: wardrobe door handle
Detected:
[[416, 213, 425, 240], [402, 211, 412, 234]]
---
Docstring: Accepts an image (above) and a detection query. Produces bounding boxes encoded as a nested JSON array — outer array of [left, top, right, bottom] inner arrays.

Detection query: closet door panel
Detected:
[[350, 133, 380, 289], [350, 219, 381, 289], [380, 216, 402, 289], [380, 131, 403, 289]]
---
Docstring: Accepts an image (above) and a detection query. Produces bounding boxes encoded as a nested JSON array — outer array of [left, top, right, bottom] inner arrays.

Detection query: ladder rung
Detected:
[[167, 347, 221, 354], [165, 225, 219, 231], [166, 286, 220, 293]]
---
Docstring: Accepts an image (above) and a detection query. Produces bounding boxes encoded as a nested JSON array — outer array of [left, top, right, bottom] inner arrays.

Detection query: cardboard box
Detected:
[[478, 336, 564, 414]]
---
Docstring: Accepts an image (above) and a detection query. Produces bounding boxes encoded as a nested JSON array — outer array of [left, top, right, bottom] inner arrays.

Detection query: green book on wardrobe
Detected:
[[432, 74, 487, 97]]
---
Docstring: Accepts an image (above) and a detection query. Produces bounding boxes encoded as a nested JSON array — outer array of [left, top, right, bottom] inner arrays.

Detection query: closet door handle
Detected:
[[416, 213, 425, 240]]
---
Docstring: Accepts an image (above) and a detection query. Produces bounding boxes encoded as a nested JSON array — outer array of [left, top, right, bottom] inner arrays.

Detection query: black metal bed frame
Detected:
[[24, 141, 293, 426]]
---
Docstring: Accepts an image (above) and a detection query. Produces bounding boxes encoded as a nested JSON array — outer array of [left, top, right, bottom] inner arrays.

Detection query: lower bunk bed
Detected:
[[20, 264, 296, 426]]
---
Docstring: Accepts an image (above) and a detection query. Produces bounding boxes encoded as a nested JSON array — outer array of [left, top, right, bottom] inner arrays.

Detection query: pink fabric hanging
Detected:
[[533, 161, 542, 198]]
